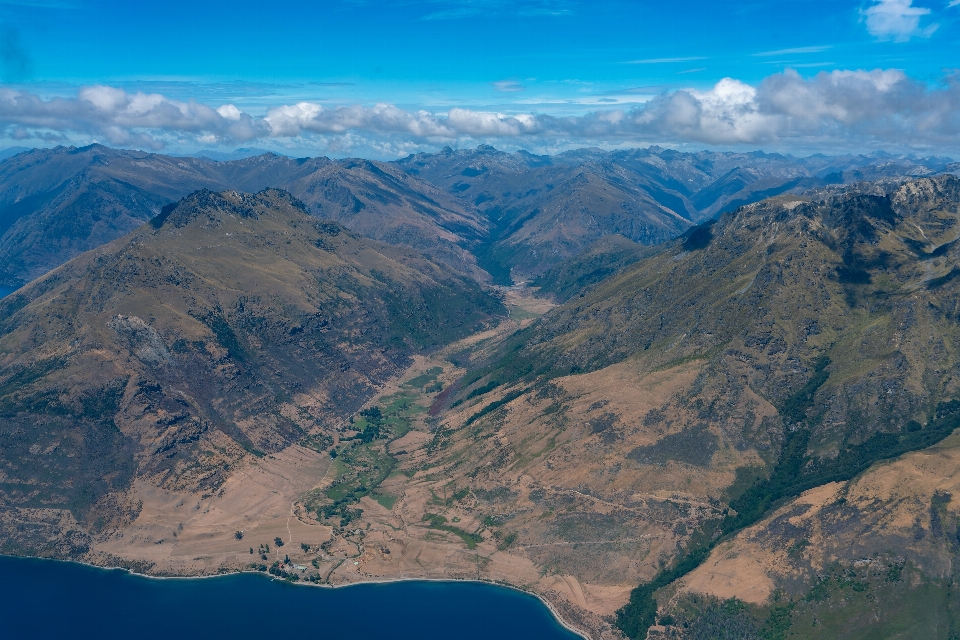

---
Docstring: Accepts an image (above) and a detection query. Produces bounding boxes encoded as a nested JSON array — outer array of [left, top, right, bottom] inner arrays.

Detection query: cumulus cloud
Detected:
[[861, 0, 938, 41], [263, 102, 457, 138], [0, 85, 264, 149], [1, 69, 959, 153], [626, 69, 960, 147]]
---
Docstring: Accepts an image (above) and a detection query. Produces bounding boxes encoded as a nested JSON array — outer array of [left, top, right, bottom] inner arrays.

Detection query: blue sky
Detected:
[[0, 0, 958, 157]]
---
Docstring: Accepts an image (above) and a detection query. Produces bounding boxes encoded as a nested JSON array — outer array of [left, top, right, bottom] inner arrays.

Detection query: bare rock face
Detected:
[[109, 315, 173, 366], [0, 187, 503, 551]]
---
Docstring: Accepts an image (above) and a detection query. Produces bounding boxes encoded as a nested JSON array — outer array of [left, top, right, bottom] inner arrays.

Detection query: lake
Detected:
[[0, 286, 16, 299], [0, 556, 582, 639]]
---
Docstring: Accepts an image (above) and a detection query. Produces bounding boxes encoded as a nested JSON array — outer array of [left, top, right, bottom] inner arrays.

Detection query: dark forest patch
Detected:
[[627, 424, 718, 467]]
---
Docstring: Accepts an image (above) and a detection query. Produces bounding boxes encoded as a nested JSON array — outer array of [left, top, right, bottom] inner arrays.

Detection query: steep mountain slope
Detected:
[[394, 145, 953, 282], [687, 166, 826, 217], [396, 146, 696, 281], [561, 147, 812, 197], [532, 234, 656, 302], [393, 175, 960, 638], [0, 146, 228, 285], [0, 147, 489, 287], [3, 160, 960, 638], [0, 144, 951, 290], [0, 188, 502, 555], [188, 152, 332, 191], [192, 153, 489, 279], [280, 158, 490, 280], [483, 163, 691, 280], [665, 433, 960, 639]]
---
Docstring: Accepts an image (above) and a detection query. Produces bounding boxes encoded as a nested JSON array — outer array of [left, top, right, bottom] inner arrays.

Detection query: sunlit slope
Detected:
[[496, 176, 960, 456], [281, 158, 491, 281], [0, 188, 502, 547], [412, 175, 960, 637], [666, 431, 960, 638]]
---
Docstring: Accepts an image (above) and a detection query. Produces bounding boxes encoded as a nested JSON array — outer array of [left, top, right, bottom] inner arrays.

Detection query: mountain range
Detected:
[[0, 144, 954, 288], [1, 144, 960, 639]]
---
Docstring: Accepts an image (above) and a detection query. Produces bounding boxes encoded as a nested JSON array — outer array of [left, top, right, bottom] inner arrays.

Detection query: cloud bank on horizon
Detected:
[[0, 0, 958, 158], [2, 68, 958, 157]]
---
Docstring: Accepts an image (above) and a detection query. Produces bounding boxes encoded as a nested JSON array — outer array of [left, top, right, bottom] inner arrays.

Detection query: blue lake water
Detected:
[[0, 286, 16, 299], [0, 556, 581, 639]]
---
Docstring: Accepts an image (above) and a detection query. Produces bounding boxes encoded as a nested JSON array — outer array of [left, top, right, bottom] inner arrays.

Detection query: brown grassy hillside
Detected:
[[0, 188, 502, 552]]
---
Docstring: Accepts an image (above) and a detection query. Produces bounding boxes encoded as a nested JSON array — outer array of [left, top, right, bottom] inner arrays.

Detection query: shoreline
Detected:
[[1, 553, 592, 640]]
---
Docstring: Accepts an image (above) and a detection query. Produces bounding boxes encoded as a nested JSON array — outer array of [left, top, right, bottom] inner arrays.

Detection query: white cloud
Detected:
[[491, 80, 526, 92], [625, 57, 706, 64], [0, 85, 264, 149], [753, 46, 832, 56], [263, 102, 456, 138], [1, 69, 959, 154], [446, 108, 539, 136], [216, 104, 242, 121], [861, 0, 938, 41]]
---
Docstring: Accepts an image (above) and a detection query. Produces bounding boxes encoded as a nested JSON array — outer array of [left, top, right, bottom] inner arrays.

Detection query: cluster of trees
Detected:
[[356, 406, 386, 443], [268, 561, 298, 581], [320, 501, 364, 528], [464, 388, 526, 427]]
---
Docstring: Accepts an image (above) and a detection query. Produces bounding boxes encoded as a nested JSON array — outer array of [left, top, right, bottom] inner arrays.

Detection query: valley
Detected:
[[2, 151, 960, 639]]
